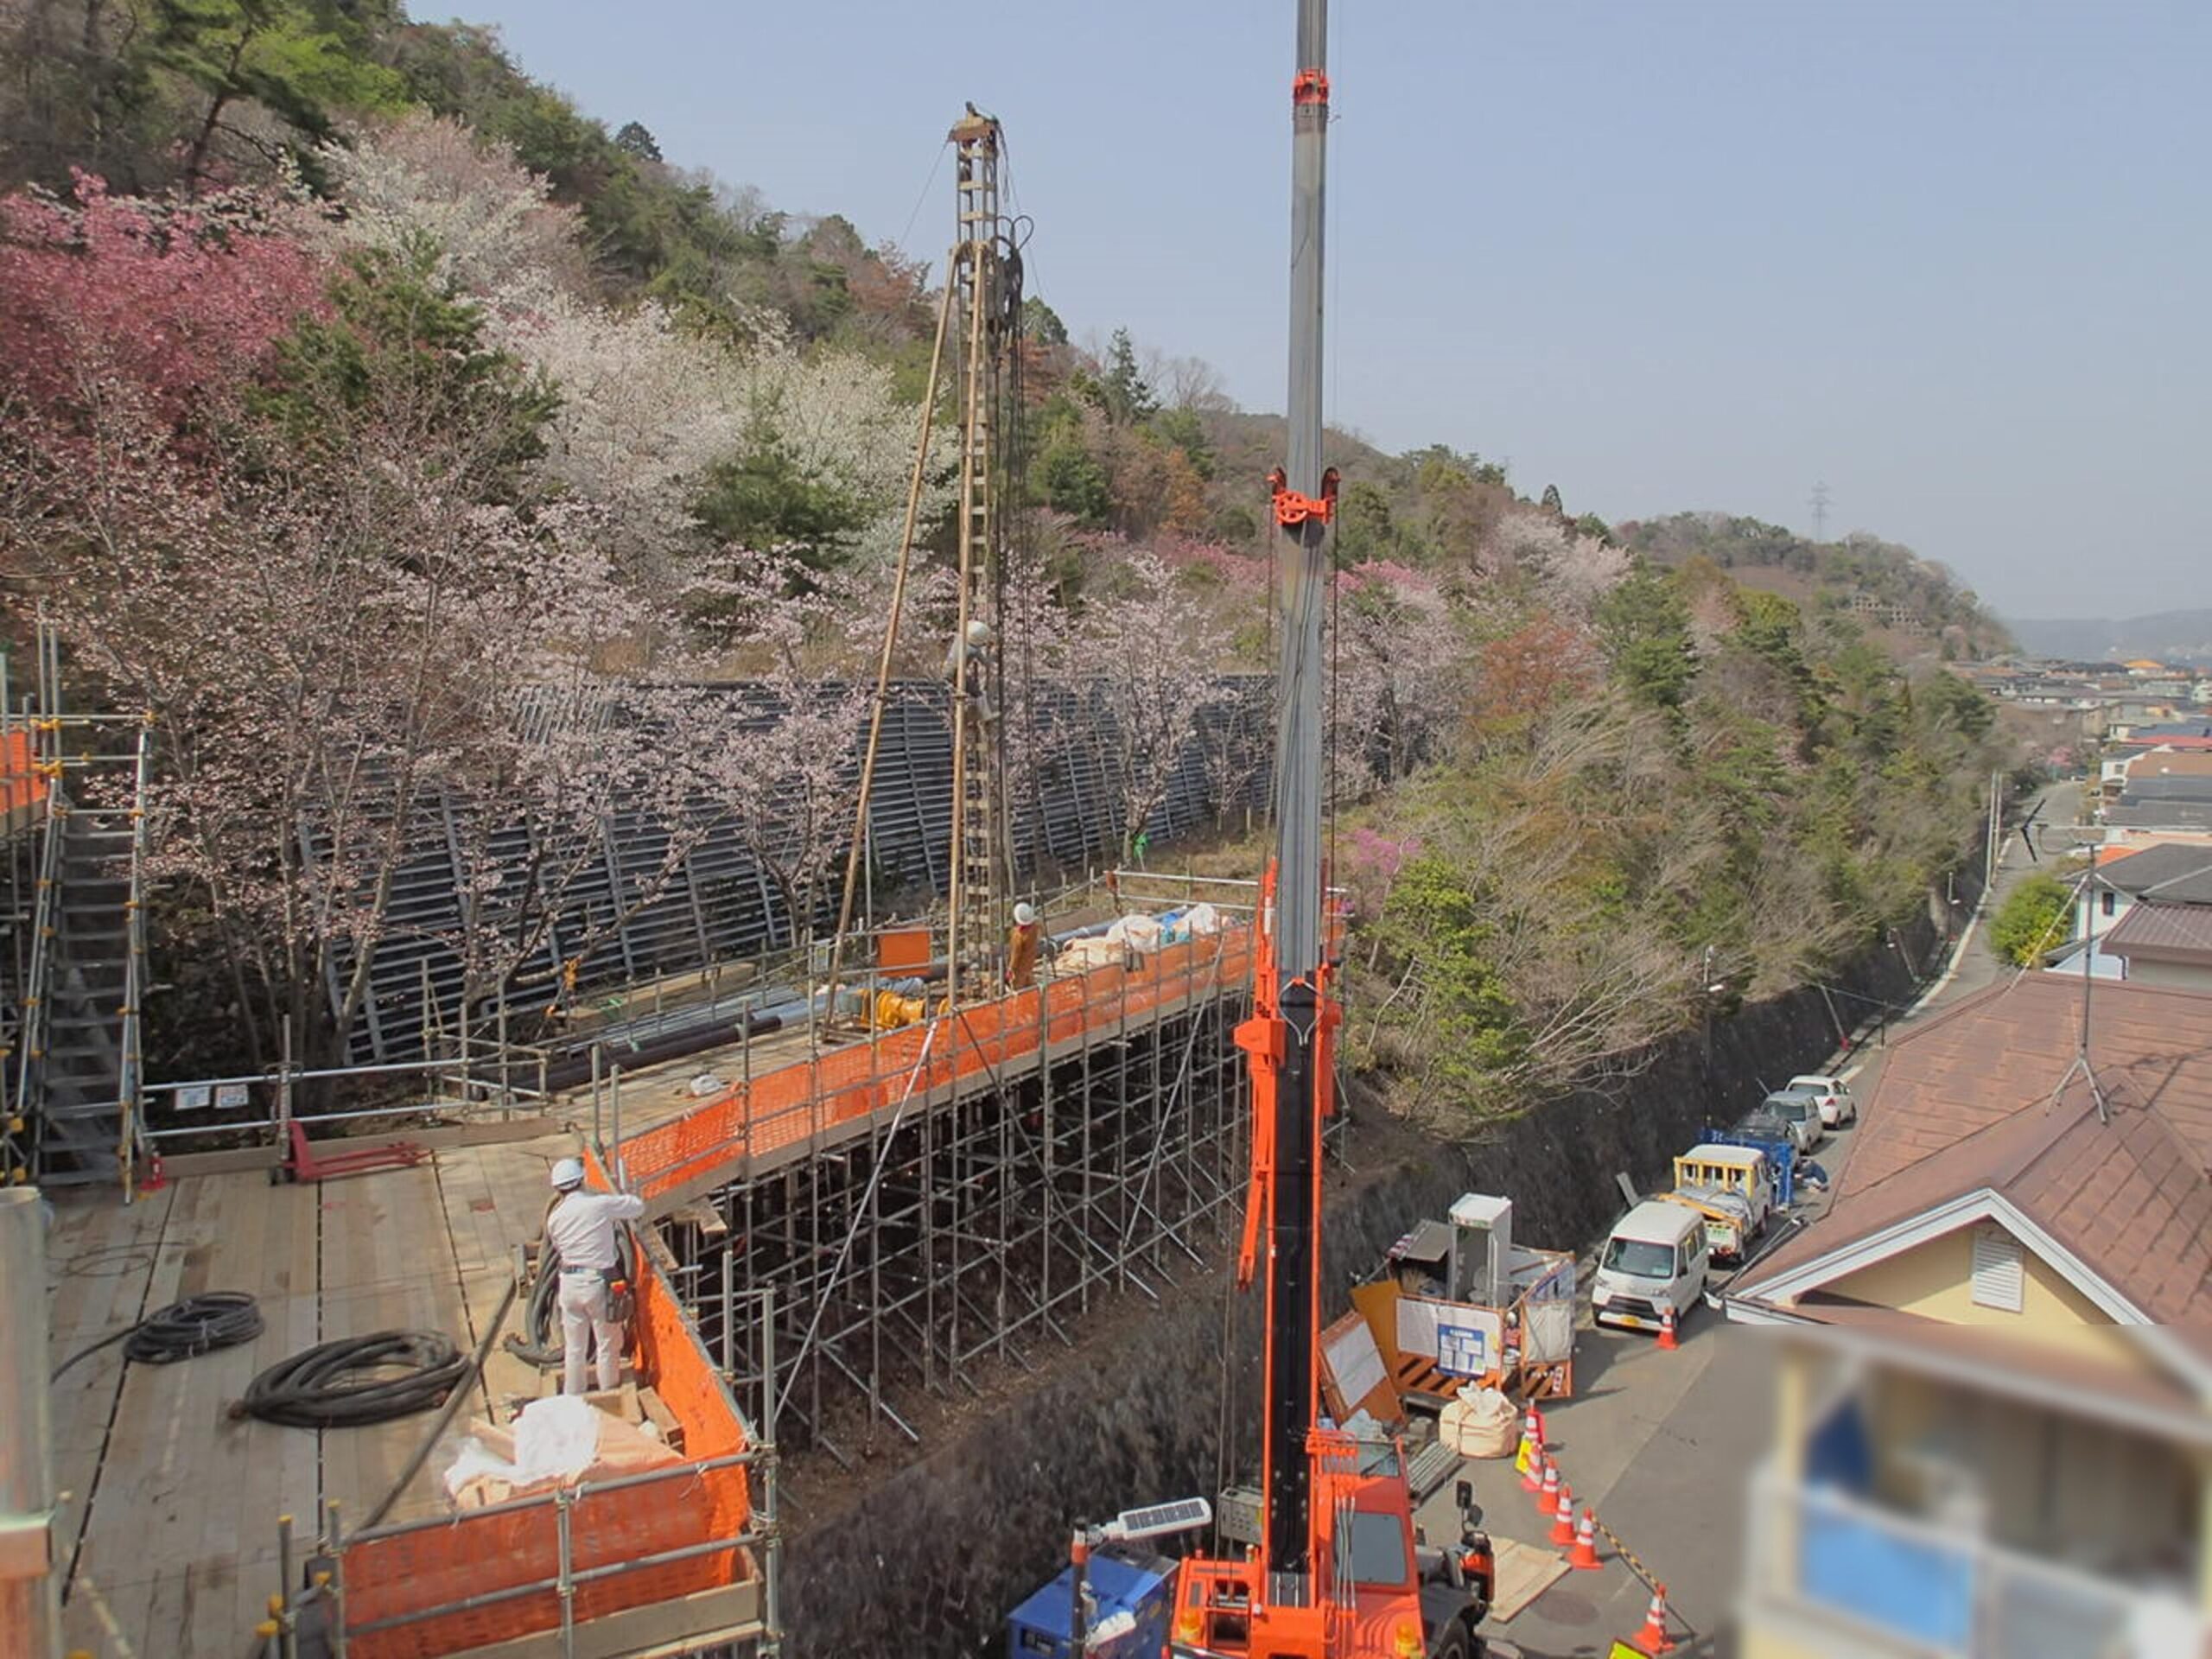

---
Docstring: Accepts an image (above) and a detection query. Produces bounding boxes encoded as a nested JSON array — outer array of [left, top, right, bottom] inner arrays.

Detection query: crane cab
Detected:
[[1168, 1429, 1490, 1659]]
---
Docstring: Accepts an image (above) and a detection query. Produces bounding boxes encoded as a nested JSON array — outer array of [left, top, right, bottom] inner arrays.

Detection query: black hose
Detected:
[[236, 1331, 469, 1428], [503, 1227, 639, 1370], [50, 1291, 265, 1382]]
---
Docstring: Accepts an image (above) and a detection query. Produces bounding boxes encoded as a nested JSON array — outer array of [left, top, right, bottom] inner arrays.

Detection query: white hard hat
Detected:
[[550, 1156, 586, 1191], [965, 619, 991, 646], [1014, 901, 1038, 926]]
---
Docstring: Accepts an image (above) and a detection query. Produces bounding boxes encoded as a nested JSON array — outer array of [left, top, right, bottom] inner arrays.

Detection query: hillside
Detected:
[[0, 4, 2015, 1122], [1618, 512, 2012, 664], [2007, 610, 2212, 667]]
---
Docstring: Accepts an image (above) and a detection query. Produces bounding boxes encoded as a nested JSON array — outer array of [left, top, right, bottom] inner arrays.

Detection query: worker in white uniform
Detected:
[[544, 1157, 646, 1395]]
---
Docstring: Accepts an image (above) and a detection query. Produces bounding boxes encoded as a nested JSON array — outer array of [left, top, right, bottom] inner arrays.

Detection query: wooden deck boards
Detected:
[[44, 1156, 535, 1657]]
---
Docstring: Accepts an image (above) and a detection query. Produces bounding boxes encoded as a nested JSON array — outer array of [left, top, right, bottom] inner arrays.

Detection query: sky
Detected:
[[435, 0, 2208, 621]]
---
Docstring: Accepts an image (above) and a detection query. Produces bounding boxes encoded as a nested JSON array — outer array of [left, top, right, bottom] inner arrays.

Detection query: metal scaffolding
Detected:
[[652, 935, 1252, 1465]]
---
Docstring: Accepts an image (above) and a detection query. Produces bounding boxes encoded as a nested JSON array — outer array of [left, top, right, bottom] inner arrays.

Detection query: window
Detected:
[[1603, 1237, 1675, 1279], [1343, 1510, 1411, 1588], [2101, 890, 2116, 918], [1970, 1227, 2024, 1313]]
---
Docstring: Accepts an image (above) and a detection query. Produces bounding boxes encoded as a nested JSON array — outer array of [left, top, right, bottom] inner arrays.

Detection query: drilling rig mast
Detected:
[[944, 108, 1016, 1008], [827, 109, 1022, 1015]]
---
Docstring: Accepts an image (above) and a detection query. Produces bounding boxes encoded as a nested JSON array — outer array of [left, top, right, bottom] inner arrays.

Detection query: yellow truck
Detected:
[[1654, 1142, 1775, 1262]]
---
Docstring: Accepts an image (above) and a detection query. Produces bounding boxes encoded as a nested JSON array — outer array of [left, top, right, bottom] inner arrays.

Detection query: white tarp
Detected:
[[1323, 1315, 1387, 1409], [1523, 1298, 1575, 1364]]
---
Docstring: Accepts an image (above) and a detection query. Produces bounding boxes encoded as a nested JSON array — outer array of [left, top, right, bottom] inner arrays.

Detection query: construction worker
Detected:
[[1006, 899, 1041, 986], [545, 1157, 645, 1395]]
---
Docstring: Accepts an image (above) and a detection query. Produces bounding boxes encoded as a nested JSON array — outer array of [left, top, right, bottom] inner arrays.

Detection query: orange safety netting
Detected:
[[616, 926, 1257, 1205], [342, 1255, 753, 1657], [0, 731, 45, 817]]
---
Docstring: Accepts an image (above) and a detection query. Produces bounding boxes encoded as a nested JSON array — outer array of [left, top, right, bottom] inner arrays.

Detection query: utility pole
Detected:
[[0, 1188, 60, 1658], [1809, 481, 1831, 543]]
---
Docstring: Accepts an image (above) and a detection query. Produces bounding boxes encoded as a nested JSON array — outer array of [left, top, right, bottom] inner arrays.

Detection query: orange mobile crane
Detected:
[[1161, 3, 1496, 1657]]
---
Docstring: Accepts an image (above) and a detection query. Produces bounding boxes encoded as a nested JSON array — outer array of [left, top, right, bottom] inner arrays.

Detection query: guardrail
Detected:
[[296, 1248, 771, 1659], [613, 924, 1257, 1206]]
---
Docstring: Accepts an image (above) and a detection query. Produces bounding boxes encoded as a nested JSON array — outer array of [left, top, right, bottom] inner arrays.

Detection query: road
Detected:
[[1438, 778, 2082, 1658]]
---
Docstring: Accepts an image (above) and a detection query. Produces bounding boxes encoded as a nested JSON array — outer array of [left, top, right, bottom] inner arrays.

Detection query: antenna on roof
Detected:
[[2051, 841, 2112, 1125]]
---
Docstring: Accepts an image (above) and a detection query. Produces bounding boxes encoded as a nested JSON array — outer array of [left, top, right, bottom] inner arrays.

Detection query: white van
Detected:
[[1592, 1200, 1708, 1332]]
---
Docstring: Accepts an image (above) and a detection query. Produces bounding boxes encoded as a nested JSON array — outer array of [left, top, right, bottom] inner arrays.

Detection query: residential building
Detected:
[[1727, 974, 2212, 1659], [2103, 904, 2212, 992]]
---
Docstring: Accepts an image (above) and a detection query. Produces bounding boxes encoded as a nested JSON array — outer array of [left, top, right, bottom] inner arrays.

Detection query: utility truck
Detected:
[[1654, 1142, 1776, 1262]]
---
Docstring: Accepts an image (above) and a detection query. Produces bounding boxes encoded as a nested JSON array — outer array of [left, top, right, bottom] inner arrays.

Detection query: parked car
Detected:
[[1592, 1199, 1709, 1332], [1787, 1073, 1857, 1128], [1745, 1090, 1822, 1153]]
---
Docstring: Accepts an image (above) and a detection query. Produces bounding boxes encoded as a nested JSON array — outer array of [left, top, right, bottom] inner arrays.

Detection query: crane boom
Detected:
[[1163, 4, 1493, 1655], [1253, 0, 1337, 1578]]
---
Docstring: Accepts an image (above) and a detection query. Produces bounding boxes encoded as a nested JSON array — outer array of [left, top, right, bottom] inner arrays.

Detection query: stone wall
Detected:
[[779, 911, 1951, 1657]]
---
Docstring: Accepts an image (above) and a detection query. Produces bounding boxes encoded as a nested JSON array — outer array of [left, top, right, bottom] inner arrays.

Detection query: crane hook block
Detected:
[[1293, 68, 1332, 106], [1268, 466, 1339, 527]]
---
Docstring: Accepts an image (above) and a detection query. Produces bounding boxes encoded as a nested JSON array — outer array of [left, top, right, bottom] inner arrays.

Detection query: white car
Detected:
[[1788, 1073, 1857, 1128]]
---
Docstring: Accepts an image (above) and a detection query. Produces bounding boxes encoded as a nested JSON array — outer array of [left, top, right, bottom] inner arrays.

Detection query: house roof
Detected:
[[2121, 779, 2212, 805], [2126, 749, 2212, 781], [1730, 975, 2212, 1352], [2092, 842, 2212, 902], [2103, 901, 2212, 964]]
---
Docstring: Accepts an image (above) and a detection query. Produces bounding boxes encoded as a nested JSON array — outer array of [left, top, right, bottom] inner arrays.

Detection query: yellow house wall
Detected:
[[1814, 1222, 2153, 1374]]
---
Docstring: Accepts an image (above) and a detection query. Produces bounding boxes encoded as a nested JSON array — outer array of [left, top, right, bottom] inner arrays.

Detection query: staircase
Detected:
[[13, 621, 153, 1192]]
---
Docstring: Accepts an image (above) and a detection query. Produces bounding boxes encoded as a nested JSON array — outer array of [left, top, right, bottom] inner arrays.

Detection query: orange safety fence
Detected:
[[616, 925, 1259, 1206], [341, 1251, 755, 1657], [0, 729, 45, 817]]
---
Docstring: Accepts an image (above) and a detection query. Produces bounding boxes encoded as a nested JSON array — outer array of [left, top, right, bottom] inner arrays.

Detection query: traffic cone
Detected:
[[1569, 1505, 1601, 1571], [141, 1153, 167, 1193], [1536, 1459, 1560, 1517], [1657, 1302, 1680, 1351], [1631, 1583, 1675, 1655], [1548, 1483, 1577, 1547], [1516, 1408, 1541, 1488]]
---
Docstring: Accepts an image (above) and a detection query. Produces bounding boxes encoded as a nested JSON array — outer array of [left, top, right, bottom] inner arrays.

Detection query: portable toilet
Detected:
[[1006, 1548, 1177, 1658]]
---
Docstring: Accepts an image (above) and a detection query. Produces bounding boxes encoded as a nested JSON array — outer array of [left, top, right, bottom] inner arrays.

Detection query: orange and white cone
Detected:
[[1516, 1408, 1541, 1488], [1548, 1483, 1578, 1547], [1536, 1459, 1561, 1517], [1632, 1583, 1675, 1655], [1569, 1505, 1601, 1570], [1657, 1302, 1680, 1351]]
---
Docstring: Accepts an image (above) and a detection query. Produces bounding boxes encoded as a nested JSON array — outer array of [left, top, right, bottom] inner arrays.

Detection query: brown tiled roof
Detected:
[[2127, 750, 2212, 780], [1732, 975, 2212, 1344], [2104, 901, 2212, 963]]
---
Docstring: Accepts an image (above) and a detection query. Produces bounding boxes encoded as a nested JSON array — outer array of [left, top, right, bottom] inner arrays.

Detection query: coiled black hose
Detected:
[[503, 1227, 639, 1370], [236, 1331, 469, 1428], [50, 1291, 265, 1382]]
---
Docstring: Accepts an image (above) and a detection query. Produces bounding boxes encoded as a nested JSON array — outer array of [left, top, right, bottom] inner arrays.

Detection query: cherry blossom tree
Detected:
[[0, 173, 327, 440], [1073, 542, 1229, 861], [301, 112, 587, 300]]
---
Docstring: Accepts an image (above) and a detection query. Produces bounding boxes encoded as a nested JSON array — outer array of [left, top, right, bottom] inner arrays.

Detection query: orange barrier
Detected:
[[0, 730, 46, 817], [341, 1251, 754, 1657], [618, 925, 1257, 1205]]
